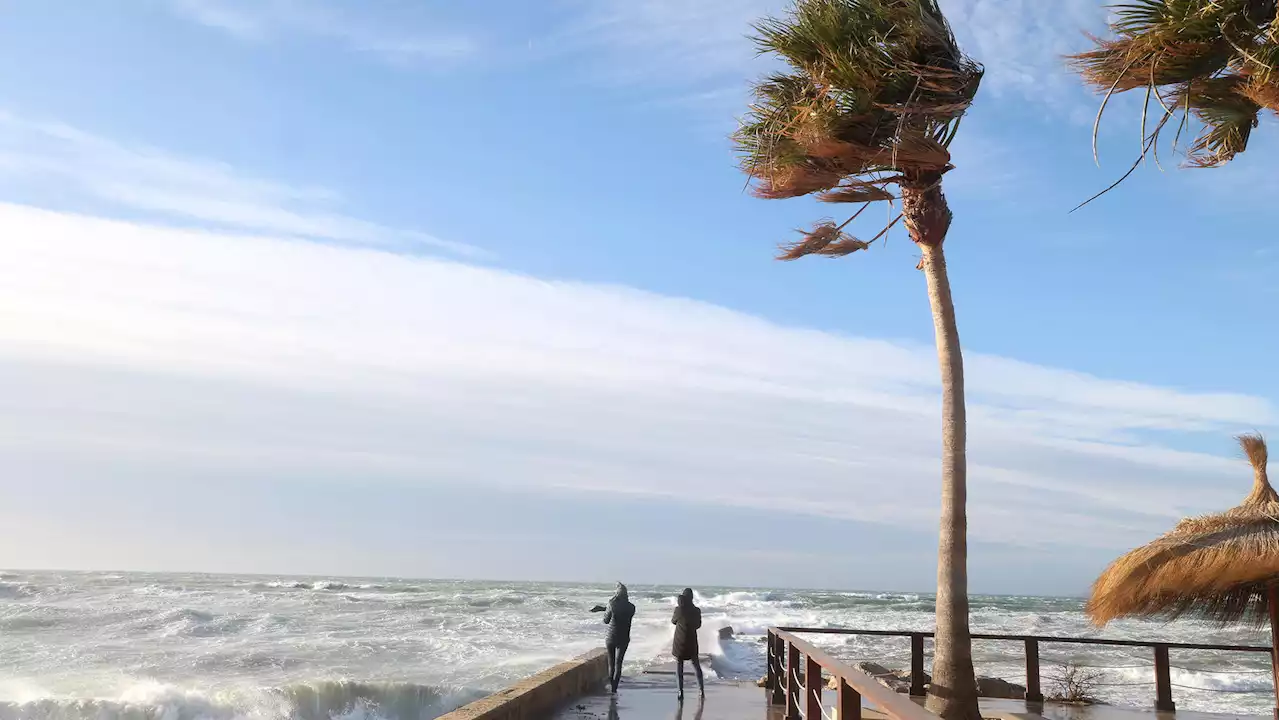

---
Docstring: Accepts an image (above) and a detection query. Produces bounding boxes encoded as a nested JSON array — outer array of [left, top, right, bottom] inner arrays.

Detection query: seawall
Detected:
[[437, 648, 608, 720]]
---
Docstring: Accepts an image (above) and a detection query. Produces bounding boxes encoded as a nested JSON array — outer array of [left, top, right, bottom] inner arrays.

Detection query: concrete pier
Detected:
[[437, 649, 608, 720]]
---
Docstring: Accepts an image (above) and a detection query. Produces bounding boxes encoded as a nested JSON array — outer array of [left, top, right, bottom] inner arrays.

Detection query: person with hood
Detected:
[[602, 582, 635, 693], [671, 588, 703, 701]]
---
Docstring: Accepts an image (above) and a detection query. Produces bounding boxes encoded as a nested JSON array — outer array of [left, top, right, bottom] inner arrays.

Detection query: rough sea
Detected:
[[0, 572, 1272, 720]]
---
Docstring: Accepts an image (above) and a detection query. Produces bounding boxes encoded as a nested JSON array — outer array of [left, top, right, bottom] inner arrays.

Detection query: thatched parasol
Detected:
[[1086, 433, 1278, 708]]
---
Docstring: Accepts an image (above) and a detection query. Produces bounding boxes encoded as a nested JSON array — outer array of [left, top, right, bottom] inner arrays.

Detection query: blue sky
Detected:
[[0, 0, 1275, 595]]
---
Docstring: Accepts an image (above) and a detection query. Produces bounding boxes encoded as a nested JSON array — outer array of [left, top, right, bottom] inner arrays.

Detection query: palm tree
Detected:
[[1068, 0, 1278, 205], [733, 2, 983, 719]]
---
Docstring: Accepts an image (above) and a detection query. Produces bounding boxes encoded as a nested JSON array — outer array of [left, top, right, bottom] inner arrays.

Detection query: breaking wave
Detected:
[[0, 681, 488, 720]]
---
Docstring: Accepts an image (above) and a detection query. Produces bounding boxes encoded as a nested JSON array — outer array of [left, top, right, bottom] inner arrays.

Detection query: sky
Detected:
[[0, 0, 1276, 597]]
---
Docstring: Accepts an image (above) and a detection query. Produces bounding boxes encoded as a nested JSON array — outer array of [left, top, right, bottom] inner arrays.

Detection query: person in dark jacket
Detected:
[[671, 588, 703, 701], [602, 582, 635, 693]]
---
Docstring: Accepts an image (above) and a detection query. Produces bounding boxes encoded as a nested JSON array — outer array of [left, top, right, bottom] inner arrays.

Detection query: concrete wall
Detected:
[[437, 648, 608, 720]]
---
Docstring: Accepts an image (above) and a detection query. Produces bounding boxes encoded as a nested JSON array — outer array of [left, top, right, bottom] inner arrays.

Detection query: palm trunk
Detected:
[[902, 177, 980, 720]]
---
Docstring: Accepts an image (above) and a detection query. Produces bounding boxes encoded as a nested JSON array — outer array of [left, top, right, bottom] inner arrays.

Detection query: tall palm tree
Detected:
[[733, 2, 982, 719], [1068, 0, 1277, 205]]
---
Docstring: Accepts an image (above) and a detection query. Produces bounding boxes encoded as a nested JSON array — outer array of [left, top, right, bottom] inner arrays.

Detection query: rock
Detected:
[[892, 669, 930, 685], [719, 626, 734, 640], [827, 675, 840, 690], [856, 662, 894, 678], [976, 677, 1026, 699], [757, 676, 768, 688], [874, 669, 924, 694], [757, 636, 768, 643]]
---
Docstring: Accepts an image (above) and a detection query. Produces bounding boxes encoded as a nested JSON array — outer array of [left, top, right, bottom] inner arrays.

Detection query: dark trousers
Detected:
[[606, 642, 628, 691]]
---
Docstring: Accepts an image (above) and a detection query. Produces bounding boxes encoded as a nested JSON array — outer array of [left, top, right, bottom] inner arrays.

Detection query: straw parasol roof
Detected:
[[1086, 434, 1280, 628]]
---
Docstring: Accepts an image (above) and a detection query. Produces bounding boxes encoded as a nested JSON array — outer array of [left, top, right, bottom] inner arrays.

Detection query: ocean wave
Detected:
[[253, 581, 391, 593], [0, 582, 39, 599], [147, 608, 257, 638], [263, 582, 314, 591], [1114, 665, 1274, 694], [464, 595, 526, 609], [693, 591, 805, 611], [703, 591, 779, 605], [0, 614, 62, 631], [0, 680, 489, 720], [192, 651, 308, 673], [312, 582, 353, 592]]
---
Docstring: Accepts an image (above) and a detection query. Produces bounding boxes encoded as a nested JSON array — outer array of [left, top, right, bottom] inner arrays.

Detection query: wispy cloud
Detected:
[[940, 0, 1105, 117], [551, 0, 780, 87], [548, 0, 1107, 116], [0, 203, 1271, 557], [170, 0, 477, 67], [0, 111, 485, 258]]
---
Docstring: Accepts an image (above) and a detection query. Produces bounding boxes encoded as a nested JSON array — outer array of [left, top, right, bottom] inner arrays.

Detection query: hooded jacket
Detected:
[[603, 583, 635, 647], [671, 588, 701, 661]]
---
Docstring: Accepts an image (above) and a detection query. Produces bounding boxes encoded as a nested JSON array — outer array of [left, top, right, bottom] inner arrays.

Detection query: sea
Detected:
[[0, 571, 1273, 720]]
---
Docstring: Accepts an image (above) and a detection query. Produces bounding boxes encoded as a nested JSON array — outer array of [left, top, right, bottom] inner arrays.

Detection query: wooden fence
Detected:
[[768, 627, 1273, 715], [767, 628, 940, 720]]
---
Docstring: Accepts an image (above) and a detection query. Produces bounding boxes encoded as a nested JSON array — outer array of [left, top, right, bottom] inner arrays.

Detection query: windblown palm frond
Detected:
[[1175, 75, 1265, 167], [1068, 0, 1278, 186], [733, 0, 982, 259]]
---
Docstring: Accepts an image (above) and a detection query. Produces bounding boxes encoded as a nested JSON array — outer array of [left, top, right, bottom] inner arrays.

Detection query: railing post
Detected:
[[1154, 644, 1175, 712], [910, 633, 927, 697], [1269, 587, 1277, 720], [772, 634, 787, 705], [787, 640, 802, 720], [806, 654, 822, 720], [837, 678, 861, 720], [767, 631, 777, 691], [1024, 638, 1043, 703]]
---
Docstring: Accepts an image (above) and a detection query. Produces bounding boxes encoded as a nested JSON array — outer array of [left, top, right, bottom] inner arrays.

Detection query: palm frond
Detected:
[[735, 0, 980, 256], [778, 219, 853, 260], [1176, 74, 1263, 166], [817, 181, 896, 203], [1067, 0, 1278, 193], [777, 210, 902, 260]]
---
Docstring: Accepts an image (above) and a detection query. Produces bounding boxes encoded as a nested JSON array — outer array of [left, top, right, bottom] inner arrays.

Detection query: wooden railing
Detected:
[[767, 628, 941, 720], [768, 627, 1274, 715]]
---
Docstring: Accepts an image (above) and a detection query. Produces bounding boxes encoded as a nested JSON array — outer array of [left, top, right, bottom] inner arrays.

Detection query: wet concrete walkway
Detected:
[[551, 675, 1269, 720], [552, 675, 781, 720]]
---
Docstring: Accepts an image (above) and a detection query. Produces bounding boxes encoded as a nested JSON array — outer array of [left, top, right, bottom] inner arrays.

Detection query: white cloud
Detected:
[[0, 112, 485, 258], [0, 202, 1272, 558], [170, 0, 476, 67]]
